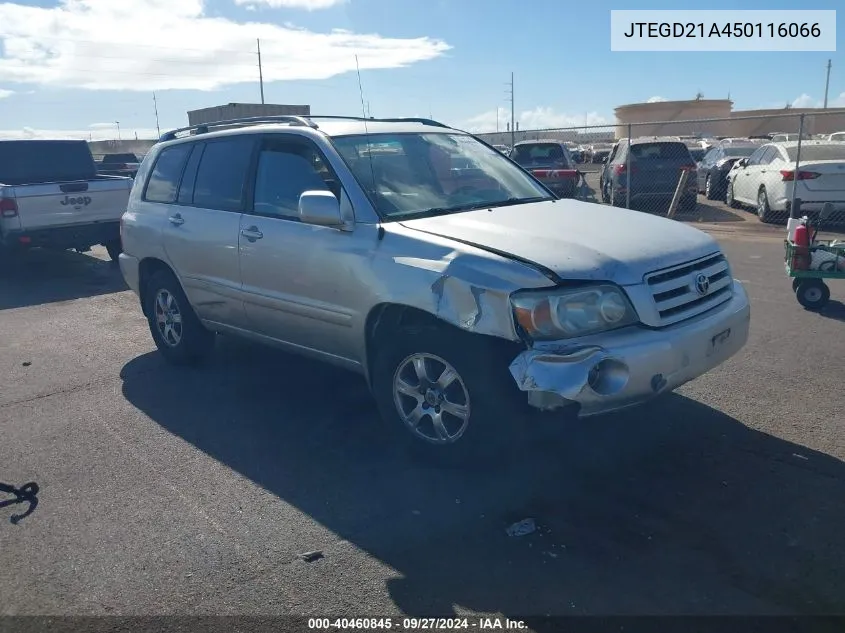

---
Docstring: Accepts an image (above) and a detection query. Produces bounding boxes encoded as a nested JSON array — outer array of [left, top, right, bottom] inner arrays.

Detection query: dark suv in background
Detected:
[[510, 140, 580, 198], [600, 138, 698, 212], [695, 140, 764, 200]]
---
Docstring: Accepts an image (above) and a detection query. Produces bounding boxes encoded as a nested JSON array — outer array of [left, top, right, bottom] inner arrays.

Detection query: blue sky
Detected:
[[0, 0, 842, 139]]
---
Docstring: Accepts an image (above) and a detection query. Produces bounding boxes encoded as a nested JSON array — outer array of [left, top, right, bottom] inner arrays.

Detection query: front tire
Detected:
[[726, 182, 739, 208], [757, 187, 773, 223], [144, 270, 215, 365], [704, 175, 717, 200], [371, 325, 523, 463]]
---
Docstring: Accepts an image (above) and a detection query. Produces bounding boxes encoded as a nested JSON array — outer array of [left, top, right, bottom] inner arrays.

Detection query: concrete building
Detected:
[[615, 99, 733, 139], [187, 102, 311, 126], [614, 98, 845, 140]]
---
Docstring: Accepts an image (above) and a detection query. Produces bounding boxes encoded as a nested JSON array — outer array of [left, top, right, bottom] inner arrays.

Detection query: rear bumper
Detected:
[[509, 282, 750, 417], [1, 221, 120, 250], [118, 252, 141, 295]]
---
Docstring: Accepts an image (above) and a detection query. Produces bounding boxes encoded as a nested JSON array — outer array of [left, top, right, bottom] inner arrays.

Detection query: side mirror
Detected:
[[299, 190, 343, 227], [819, 202, 835, 221], [737, 158, 748, 168]]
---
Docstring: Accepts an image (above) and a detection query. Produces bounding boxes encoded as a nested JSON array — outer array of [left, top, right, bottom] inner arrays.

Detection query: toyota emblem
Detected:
[[694, 273, 710, 296]]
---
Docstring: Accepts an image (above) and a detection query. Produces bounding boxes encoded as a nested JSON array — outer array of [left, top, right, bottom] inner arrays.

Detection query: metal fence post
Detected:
[[626, 123, 632, 209], [790, 113, 805, 218]]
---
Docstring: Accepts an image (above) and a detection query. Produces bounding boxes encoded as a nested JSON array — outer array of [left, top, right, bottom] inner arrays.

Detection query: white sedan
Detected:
[[725, 141, 845, 222]]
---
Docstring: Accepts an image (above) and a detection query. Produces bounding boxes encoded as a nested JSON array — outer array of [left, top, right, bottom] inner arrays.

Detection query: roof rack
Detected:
[[159, 114, 453, 142], [159, 115, 318, 142], [308, 115, 451, 128]]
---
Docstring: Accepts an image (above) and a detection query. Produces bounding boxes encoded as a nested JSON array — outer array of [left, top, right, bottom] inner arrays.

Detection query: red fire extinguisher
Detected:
[[792, 221, 811, 270]]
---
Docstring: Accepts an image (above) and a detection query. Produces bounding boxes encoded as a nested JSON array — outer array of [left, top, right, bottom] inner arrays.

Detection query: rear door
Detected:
[[628, 142, 694, 194], [154, 137, 254, 328]]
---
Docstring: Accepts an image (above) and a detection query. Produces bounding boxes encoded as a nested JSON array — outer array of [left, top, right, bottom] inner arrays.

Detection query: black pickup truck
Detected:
[[96, 153, 140, 178]]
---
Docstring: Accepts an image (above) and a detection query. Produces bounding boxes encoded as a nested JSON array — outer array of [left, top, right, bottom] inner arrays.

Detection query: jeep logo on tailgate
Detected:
[[61, 195, 92, 208]]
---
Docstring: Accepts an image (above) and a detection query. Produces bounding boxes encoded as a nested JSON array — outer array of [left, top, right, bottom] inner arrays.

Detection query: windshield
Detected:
[[785, 144, 845, 162], [331, 132, 553, 220]]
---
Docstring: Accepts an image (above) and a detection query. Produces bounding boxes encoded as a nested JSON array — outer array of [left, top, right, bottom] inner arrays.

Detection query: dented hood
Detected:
[[399, 199, 720, 286]]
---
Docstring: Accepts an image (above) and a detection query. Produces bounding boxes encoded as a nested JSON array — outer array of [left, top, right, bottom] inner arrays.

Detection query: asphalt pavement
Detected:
[[2, 209, 845, 622]]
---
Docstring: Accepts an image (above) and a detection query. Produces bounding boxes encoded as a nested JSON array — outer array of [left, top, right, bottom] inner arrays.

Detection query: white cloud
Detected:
[[235, 0, 346, 9], [0, 126, 161, 140], [647, 96, 667, 103], [0, 88, 14, 99], [461, 107, 609, 134], [790, 93, 845, 109], [0, 0, 450, 91]]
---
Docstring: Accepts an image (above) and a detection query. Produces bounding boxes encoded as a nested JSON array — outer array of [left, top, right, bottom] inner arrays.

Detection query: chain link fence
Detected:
[[476, 110, 845, 224]]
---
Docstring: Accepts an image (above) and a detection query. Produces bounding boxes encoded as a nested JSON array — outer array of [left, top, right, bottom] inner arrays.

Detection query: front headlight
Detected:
[[511, 285, 638, 340]]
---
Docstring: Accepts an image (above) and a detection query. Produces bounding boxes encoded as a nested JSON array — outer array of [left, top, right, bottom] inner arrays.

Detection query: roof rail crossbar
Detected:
[[308, 115, 451, 129], [159, 115, 318, 142]]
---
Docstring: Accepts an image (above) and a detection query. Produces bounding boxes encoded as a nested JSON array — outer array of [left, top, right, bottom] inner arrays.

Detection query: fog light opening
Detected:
[[587, 359, 629, 396]]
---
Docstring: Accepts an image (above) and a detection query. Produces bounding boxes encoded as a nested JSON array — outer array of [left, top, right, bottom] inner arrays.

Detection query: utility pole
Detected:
[[823, 59, 832, 109], [506, 72, 515, 148], [115, 121, 121, 141], [153, 92, 161, 138], [257, 38, 265, 105]]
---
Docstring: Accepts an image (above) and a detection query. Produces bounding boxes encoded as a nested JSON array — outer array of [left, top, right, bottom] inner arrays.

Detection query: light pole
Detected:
[[115, 121, 121, 141]]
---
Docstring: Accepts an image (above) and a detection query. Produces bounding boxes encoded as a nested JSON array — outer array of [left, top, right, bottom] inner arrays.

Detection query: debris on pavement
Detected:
[[299, 550, 324, 563], [22, 361, 31, 367], [506, 518, 537, 537]]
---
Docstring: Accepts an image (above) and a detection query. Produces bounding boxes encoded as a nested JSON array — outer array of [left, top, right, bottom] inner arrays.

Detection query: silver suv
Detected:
[[119, 115, 750, 458]]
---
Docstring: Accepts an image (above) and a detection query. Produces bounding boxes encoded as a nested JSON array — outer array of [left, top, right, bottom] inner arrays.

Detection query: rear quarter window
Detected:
[[143, 144, 192, 204]]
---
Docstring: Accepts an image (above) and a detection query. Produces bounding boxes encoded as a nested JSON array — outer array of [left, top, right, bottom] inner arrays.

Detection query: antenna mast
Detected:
[[153, 92, 161, 137], [506, 72, 515, 148], [823, 59, 832, 109], [257, 38, 265, 104]]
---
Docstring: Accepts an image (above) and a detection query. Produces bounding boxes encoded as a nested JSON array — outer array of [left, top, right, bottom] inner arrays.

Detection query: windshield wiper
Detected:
[[387, 196, 553, 221]]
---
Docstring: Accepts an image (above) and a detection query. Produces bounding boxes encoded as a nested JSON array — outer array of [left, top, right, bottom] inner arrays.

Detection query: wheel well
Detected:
[[138, 257, 175, 317], [363, 303, 524, 382]]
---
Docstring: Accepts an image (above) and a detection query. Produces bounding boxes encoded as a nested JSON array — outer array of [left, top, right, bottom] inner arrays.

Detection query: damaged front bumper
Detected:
[[508, 281, 751, 416]]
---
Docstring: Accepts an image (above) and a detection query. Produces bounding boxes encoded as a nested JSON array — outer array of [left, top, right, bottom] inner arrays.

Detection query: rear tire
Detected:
[[371, 324, 525, 464], [795, 279, 830, 311], [144, 269, 215, 365]]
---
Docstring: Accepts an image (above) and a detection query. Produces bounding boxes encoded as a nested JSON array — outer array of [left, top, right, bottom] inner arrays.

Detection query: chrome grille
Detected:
[[645, 252, 733, 326]]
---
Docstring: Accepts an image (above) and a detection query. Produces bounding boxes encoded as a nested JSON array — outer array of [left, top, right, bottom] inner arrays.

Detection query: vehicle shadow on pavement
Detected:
[[818, 300, 845, 323], [680, 201, 747, 224], [0, 248, 126, 310], [120, 338, 845, 618]]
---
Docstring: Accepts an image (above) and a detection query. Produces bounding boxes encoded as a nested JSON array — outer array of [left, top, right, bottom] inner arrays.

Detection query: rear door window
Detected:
[[143, 144, 192, 204], [192, 136, 255, 212]]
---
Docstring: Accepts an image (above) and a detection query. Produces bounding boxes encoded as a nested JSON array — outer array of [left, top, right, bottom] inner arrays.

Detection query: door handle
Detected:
[[240, 226, 264, 241], [168, 213, 184, 226]]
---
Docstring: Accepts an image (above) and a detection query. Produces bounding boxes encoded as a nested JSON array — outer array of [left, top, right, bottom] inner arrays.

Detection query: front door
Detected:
[[237, 134, 369, 365]]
